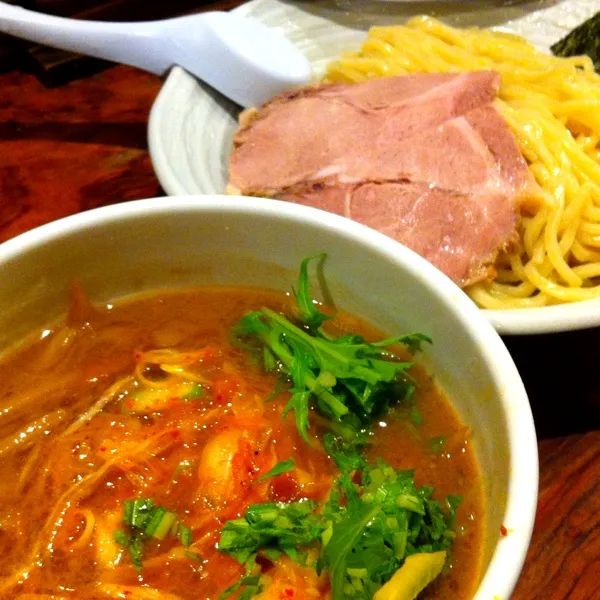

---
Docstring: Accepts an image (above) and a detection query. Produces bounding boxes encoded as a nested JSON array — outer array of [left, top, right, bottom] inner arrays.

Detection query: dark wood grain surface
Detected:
[[0, 66, 162, 239], [513, 431, 600, 599], [1, 6, 600, 598]]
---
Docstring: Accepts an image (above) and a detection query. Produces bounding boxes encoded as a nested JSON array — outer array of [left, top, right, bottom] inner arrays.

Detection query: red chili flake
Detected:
[[171, 430, 181, 439], [99, 446, 107, 452], [213, 377, 239, 405], [134, 353, 141, 360], [500, 525, 508, 537], [285, 589, 294, 598]]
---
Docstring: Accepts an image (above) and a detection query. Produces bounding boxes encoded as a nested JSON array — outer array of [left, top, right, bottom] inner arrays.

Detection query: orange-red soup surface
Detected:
[[0, 287, 484, 599]]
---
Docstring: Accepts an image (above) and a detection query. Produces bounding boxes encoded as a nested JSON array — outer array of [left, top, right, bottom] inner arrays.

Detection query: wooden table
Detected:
[[1, 19, 600, 600]]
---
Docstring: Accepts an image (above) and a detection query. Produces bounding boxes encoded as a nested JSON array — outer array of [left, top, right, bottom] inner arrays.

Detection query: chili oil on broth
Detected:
[[0, 286, 484, 599]]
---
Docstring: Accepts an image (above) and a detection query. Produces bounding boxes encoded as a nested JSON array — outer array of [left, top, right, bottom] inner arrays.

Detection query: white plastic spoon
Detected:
[[0, 2, 311, 107]]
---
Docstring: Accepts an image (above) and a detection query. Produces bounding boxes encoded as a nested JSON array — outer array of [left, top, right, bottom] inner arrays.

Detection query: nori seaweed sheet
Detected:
[[550, 11, 600, 72]]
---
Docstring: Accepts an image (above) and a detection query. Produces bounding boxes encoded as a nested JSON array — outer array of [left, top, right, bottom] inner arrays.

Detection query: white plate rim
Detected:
[[147, 0, 600, 336]]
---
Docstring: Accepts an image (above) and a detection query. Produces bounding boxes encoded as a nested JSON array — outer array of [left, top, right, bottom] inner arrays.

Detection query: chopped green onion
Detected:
[[317, 371, 337, 388], [144, 507, 167, 537], [115, 498, 194, 572], [218, 575, 261, 600], [347, 568, 368, 579], [182, 383, 203, 400], [178, 524, 193, 547], [395, 494, 425, 515], [123, 501, 134, 525], [149, 509, 178, 540], [113, 529, 130, 546], [128, 534, 145, 573], [130, 498, 154, 528], [257, 508, 279, 522], [219, 458, 460, 600], [273, 516, 293, 529]]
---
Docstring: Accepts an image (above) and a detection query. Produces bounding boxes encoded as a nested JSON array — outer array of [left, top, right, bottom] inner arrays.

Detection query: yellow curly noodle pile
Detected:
[[326, 17, 600, 308]]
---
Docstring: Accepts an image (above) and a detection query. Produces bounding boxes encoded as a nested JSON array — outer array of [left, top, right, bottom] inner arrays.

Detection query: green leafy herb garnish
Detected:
[[114, 498, 193, 572], [255, 458, 296, 483], [219, 500, 324, 565], [323, 432, 367, 473], [293, 253, 332, 330], [232, 255, 431, 443], [323, 502, 383, 599], [216, 256, 452, 599], [321, 462, 460, 600], [218, 460, 460, 600]]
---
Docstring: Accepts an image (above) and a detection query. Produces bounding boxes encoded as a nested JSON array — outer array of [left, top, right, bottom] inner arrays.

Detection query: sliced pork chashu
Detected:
[[228, 72, 537, 287]]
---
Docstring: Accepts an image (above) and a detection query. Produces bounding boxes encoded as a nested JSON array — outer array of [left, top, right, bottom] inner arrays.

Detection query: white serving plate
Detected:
[[148, 0, 600, 335]]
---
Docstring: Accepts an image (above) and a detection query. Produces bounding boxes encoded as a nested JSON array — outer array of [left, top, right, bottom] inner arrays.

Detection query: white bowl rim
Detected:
[[0, 195, 539, 600]]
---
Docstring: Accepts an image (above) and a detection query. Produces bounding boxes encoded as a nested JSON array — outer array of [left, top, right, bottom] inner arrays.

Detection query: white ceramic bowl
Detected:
[[0, 196, 537, 599], [148, 0, 600, 335]]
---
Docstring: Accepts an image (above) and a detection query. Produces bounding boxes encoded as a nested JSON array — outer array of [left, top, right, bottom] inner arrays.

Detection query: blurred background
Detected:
[[0, 0, 563, 86], [0, 0, 240, 85]]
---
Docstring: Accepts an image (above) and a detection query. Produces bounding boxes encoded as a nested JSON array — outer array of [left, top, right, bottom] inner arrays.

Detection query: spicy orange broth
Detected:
[[0, 287, 484, 599]]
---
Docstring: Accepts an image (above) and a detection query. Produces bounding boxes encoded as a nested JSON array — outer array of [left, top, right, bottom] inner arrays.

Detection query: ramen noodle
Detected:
[[326, 16, 600, 308]]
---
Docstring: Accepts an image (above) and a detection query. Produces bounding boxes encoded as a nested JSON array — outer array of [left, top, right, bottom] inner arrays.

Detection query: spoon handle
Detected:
[[0, 2, 171, 75]]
